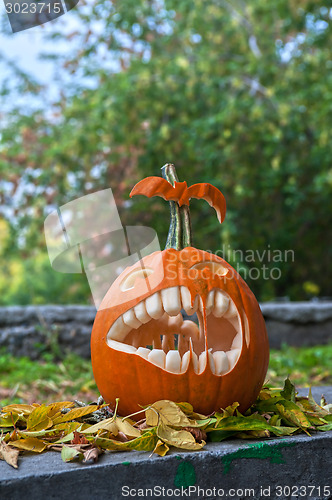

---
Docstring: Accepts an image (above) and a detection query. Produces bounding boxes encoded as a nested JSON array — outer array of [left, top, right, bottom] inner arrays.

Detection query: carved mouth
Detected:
[[107, 286, 245, 376]]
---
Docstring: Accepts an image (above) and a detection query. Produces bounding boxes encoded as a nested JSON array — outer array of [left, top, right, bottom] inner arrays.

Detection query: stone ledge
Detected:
[[260, 302, 332, 323], [0, 303, 331, 358], [1, 387, 331, 500]]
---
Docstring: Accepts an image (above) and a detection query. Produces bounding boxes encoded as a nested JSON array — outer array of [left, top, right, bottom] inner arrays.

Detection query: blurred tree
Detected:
[[0, 0, 331, 303]]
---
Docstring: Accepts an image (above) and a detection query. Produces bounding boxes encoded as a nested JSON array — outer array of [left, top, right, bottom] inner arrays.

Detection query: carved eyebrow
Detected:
[[189, 261, 228, 276], [120, 267, 154, 291]]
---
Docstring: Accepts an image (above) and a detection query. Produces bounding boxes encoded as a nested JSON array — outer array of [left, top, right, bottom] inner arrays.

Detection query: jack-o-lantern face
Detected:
[[91, 165, 269, 416]]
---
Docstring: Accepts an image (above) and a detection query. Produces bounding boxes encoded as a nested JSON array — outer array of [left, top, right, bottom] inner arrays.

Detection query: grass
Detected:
[[0, 344, 331, 406]]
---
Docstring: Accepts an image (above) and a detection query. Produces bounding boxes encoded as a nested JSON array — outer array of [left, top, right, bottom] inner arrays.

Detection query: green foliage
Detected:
[[268, 343, 332, 386], [0, 251, 91, 306], [0, 351, 96, 405], [1, 0, 332, 302]]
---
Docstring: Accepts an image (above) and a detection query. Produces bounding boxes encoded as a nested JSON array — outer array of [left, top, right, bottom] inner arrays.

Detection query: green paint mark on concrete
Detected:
[[174, 461, 196, 488], [122, 461, 131, 465], [222, 441, 296, 474]]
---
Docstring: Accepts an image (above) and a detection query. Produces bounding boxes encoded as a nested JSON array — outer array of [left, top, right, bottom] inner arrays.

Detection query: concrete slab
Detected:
[[1, 387, 331, 500]]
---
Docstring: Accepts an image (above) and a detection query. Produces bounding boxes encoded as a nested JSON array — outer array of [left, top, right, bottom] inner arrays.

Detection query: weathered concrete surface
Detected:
[[0, 305, 96, 359], [1, 387, 331, 500], [0, 302, 331, 358], [261, 301, 332, 349]]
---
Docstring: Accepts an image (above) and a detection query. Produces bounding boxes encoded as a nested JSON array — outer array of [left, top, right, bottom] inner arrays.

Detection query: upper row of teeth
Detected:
[[107, 286, 239, 343]]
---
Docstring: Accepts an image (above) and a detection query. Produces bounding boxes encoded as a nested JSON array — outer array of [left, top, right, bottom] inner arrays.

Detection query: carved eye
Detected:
[[120, 267, 154, 291], [190, 261, 228, 277]]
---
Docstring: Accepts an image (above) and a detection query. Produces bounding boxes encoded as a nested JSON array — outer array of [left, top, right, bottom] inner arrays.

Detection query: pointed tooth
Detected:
[[198, 351, 207, 374], [208, 349, 216, 374], [107, 316, 131, 341], [107, 339, 137, 353], [165, 350, 181, 373], [181, 351, 190, 372], [231, 333, 242, 349], [181, 350, 198, 373], [180, 320, 200, 341], [145, 292, 164, 320], [180, 286, 198, 315], [123, 308, 141, 329], [161, 287, 182, 316], [206, 290, 215, 315], [226, 349, 241, 369], [214, 290, 230, 317], [224, 300, 238, 318], [137, 347, 150, 359], [148, 349, 166, 368], [198, 350, 215, 374], [134, 301, 150, 324], [213, 351, 229, 374]]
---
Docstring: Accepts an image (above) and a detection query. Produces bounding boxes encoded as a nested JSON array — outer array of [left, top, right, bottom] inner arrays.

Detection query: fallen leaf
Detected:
[[71, 431, 89, 445], [27, 405, 53, 432], [52, 405, 100, 424], [83, 447, 101, 463], [10, 437, 47, 453], [0, 441, 20, 468], [153, 439, 169, 457], [157, 423, 205, 450], [80, 417, 118, 435], [146, 400, 195, 428], [280, 377, 296, 403], [183, 427, 207, 443], [61, 445, 83, 463]]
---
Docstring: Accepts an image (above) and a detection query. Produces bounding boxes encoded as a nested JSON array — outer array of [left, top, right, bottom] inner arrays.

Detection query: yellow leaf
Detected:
[[176, 402, 207, 420], [115, 417, 141, 439], [52, 405, 100, 424], [46, 402, 75, 418], [153, 439, 169, 457], [0, 441, 20, 468], [146, 400, 195, 428], [157, 423, 205, 451], [2, 404, 35, 416], [81, 418, 119, 436], [0, 412, 19, 428], [27, 405, 53, 431], [10, 438, 47, 453]]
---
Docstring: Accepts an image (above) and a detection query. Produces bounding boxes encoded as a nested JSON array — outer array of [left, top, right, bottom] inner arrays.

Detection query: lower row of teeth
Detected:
[[107, 338, 240, 375]]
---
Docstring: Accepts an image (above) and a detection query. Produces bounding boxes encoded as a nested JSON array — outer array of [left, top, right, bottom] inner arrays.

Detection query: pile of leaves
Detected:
[[1, 379, 331, 469]]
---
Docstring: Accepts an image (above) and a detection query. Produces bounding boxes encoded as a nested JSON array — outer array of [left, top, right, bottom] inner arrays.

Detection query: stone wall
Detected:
[[0, 302, 331, 359]]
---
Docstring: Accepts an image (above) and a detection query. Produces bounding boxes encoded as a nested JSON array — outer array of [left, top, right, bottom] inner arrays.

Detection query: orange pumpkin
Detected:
[[91, 164, 269, 416]]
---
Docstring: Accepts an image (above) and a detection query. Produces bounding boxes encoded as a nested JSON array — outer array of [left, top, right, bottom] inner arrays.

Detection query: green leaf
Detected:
[[276, 402, 312, 433], [281, 378, 296, 403], [61, 445, 83, 463]]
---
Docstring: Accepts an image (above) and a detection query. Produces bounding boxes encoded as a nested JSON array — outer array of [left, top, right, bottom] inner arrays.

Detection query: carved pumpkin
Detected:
[[91, 164, 269, 416]]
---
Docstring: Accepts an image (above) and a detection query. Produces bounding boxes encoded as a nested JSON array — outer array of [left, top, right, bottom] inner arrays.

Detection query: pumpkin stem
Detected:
[[161, 163, 192, 250]]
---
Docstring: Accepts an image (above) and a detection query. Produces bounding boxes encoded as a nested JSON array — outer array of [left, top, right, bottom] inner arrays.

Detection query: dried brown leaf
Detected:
[[0, 441, 20, 468]]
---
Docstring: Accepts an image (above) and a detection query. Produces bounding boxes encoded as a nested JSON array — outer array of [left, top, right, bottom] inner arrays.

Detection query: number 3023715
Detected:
[[5, 2, 62, 14]]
